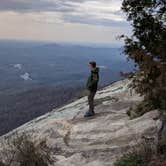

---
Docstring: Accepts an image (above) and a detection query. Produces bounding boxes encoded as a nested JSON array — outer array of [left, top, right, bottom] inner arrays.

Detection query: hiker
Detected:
[[84, 61, 99, 117]]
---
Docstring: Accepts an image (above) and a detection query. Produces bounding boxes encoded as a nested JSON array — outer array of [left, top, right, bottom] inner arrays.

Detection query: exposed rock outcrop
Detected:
[[0, 79, 163, 166]]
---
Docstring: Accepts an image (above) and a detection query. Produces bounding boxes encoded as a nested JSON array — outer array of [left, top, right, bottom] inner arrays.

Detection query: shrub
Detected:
[[0, 131, 54, 166], [114, 153, 146, 166], [114, 138, 158, 166], [127, 101, 154, 119]]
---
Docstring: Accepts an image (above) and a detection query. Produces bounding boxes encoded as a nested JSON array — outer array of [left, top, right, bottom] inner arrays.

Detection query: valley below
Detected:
[[0, 40, 134, 135]]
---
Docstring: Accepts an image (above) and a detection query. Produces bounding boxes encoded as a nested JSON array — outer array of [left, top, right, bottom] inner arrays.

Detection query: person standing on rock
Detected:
[[85, 61, 99, 117]]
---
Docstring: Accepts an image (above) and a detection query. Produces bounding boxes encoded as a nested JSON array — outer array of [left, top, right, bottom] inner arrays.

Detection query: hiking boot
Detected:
[[84, 111, 95, 117]]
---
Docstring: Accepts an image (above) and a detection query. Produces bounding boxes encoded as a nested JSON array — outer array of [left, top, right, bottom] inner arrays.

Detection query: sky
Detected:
[[0, 0, 131, 45]]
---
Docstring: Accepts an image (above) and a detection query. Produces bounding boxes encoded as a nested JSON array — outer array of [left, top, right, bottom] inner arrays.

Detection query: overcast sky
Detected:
[[0, 0, 131, 45]]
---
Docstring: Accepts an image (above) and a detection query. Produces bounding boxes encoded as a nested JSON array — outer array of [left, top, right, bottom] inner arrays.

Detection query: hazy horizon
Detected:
[[0, 38, 123, 48]]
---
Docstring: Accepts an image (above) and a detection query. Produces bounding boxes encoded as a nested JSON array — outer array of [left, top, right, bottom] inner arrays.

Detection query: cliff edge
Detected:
[[0, 79, 162, 166]]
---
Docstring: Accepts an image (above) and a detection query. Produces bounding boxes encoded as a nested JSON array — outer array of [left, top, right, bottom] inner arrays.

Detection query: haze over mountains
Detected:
[[0, 40, 134, 135]]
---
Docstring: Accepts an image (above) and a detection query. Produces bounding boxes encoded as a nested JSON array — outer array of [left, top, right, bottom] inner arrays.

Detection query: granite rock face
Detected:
[[0, 79, 162, 166]]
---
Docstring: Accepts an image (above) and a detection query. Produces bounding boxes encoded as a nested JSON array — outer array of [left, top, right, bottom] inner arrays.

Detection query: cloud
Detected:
[[0, 0, 60, 12], [14, 64, 22, 70], [0, 0, 126, 27], [63, 15, 128, 27], [0, 0, 130, 43], [20, 73, 32, 81]]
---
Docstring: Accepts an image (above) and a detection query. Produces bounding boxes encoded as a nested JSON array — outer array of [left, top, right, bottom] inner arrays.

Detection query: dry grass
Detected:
[[0, 131, 54, 166], [114, 130, 166, 166]]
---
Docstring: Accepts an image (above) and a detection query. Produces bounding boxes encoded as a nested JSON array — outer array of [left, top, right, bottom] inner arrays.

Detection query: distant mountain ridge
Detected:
[[0, 40, 134, 135]]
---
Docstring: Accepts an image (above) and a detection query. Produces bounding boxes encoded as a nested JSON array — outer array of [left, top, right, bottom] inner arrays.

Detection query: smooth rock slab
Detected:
[[0, 79, 161, 166]]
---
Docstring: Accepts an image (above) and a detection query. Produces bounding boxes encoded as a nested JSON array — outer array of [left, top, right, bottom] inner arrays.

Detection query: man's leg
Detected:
[[85, 91, 96, 117], [88, 91, 96, 113]]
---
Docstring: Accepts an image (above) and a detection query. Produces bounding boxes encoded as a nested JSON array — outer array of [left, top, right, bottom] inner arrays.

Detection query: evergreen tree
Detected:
[[122, 0, 166, 109]]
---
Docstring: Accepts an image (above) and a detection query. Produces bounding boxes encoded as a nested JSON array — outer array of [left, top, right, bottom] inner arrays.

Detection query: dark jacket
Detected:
[[86, 67, 99, 92]]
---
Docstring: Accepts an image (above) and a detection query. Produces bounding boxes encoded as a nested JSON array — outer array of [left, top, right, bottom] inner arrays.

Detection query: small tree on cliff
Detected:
[[121, 0, 166, 110]]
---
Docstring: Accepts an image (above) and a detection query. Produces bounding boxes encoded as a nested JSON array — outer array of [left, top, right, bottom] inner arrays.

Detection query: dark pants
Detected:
[[88, 91, 96, 113]]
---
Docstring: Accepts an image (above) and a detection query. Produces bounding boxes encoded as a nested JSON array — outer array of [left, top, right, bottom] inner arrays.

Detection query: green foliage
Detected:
[[114, 138, 160, 166], [127, 101, 154, 119], [114, 153, 146, 166], [121, 0, 166, 110]]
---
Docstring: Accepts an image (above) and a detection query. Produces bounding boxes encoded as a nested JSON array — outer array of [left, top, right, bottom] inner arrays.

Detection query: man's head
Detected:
[[89, 61, 96, 70]]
